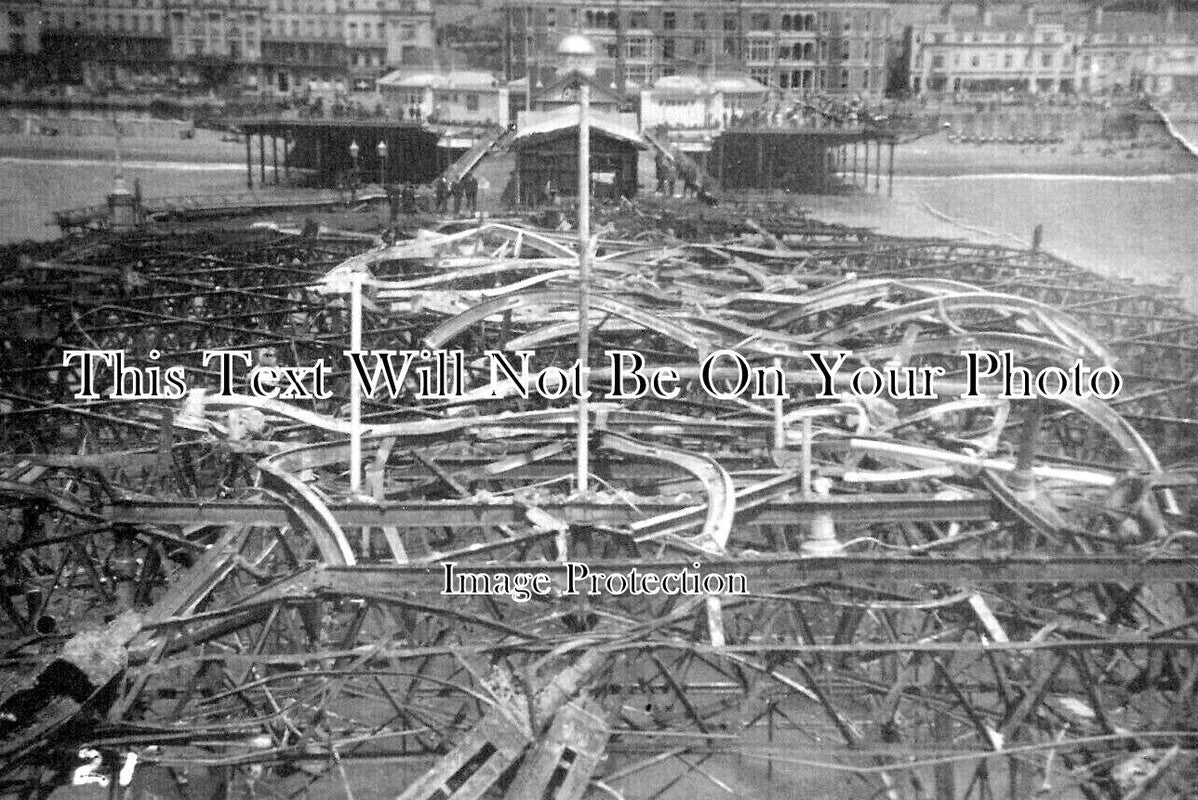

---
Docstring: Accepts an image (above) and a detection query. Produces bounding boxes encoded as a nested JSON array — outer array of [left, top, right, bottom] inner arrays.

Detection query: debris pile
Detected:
[[1, 215, 1196, 799]]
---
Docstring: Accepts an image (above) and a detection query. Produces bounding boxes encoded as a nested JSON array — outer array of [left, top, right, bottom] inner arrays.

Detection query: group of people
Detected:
[[724, 93, 880, 130], [383, 172, 487, 220], [433, 173, 482, 214], [654, 153, 702, 199]]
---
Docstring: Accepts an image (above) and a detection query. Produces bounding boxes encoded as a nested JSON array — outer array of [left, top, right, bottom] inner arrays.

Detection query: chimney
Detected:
[[979, 0, 993, 27]]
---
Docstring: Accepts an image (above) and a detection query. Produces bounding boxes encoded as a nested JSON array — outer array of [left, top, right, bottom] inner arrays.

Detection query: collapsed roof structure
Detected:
[[1, 205, 1196, 799]]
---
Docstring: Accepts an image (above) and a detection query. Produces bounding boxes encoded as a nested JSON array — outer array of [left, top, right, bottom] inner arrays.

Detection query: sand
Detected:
[[892, 130, 1198, 178]]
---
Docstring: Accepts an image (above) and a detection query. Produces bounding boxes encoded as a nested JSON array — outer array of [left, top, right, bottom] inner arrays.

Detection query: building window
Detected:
[[693, 38, 707, 57], [931, 54, 944, 69], [8, 11, 24, 26], [1004, 53, 1013, 68], [693, 13, 706, 31], [748, 39, 771, 61], [840, 67, 849, 88], [1041, 53, 1053, 67], [750, 66, 772, 86], [723, 38, 737, 57], [663, 11, 675, 30], [626, 36, 649, 59], [723, 14, 736, 32], [750, 13, 769, 32], [465, 93, 479, 111], [629, 11, 647, 29], [663, 38, 675, 59]]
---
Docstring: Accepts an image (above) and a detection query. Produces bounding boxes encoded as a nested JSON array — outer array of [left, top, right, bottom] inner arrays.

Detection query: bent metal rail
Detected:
[[1, 213, 1196, 800]]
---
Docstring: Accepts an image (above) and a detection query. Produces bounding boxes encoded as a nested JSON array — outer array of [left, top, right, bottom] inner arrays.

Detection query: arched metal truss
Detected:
[[1, 211, 1196, 800]]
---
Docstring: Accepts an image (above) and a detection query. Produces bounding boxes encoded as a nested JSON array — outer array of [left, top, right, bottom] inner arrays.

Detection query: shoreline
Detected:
[[0, 130, 245, 166], [4, 127, 1198, 179]]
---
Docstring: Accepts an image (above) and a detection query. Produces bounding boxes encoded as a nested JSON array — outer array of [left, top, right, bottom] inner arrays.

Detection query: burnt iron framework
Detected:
[[709, 129, 897, 195], [236, 119, 441, 190], [1, 206, 1197, 800]]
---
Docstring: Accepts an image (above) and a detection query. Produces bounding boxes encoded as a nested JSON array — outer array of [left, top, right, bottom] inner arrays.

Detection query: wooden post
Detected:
[[887, 140, 895, 197], [755, 133, 764, 190], [284, 137, 291, 180], [820, 144, 828, 193], [863, 136, 869, 190], [244, 133, 253, 189], [258, 133, 266, 185], [875, 139, 882, 192], [717, 134, 726, 186], [272, 135, 279, 184], [314, 135, 323, 186]]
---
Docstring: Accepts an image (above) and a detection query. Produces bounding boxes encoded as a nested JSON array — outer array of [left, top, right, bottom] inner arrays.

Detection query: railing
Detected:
[[441, 125, 509, 184]]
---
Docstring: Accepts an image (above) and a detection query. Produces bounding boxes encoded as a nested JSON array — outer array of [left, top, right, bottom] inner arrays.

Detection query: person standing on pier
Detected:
[[434, 175, 449, 212], [450, 179, 463, 215], [461, 173, 479, 214]]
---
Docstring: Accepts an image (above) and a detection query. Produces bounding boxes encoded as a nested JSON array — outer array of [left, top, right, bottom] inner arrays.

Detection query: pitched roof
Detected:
[[510, 107, 646, 149], [378, 70, 501, 91]]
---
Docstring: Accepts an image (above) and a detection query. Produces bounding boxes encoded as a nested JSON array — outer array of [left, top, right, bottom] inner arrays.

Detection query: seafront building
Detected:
[[500, 0, 893, 98], [377, 68, 510, 125], [3, 0, 1198, 100], [21, 0, 434, 93], [904, 4, 1198, 97]]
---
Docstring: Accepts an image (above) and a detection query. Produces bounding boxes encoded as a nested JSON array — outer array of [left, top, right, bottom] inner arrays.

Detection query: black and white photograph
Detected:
[[1, 1, 1196, 798]]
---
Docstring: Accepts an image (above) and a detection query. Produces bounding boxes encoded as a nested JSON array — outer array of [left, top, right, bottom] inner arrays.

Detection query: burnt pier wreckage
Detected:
[[2, 200, 1198, 800]]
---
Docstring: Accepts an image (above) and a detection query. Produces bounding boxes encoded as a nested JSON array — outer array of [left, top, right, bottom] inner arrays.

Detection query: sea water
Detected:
[[901, 171, 1198, 310], [0, 157, 245, 242]]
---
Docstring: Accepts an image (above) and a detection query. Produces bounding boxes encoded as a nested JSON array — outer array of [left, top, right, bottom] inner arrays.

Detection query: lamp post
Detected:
[[376, 139, 388, 187], [348, 139, 360, 201], [557, 32, 597, 495]]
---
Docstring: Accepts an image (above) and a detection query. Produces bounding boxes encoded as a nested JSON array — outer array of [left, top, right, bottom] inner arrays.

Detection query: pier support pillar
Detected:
[[272, 136, 279, 185], [887, 141, 895, 197], [875, 139, 882, 193], [314, 136, 323, 186], [863, 138, 869, 191], [245, 133, 253, 190], [755, 135, 764, 190], [717, 135, 726, 186], [259, 133, 266, 186]]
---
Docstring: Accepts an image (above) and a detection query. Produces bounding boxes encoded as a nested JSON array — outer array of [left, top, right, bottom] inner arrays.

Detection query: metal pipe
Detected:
[[577, 81, 591, 494], [349, 273, 363, 494]]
